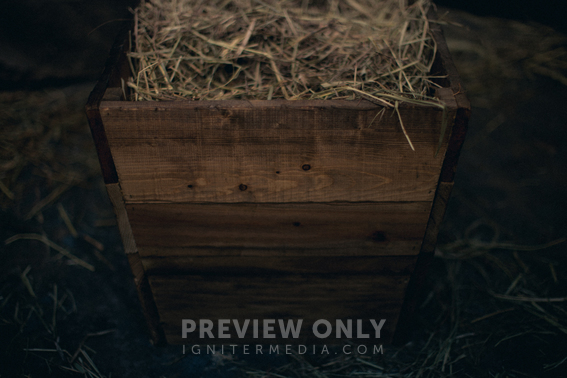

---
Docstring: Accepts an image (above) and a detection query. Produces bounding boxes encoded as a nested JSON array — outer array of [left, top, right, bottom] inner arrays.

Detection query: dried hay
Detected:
[[127, 0, 442, 106]]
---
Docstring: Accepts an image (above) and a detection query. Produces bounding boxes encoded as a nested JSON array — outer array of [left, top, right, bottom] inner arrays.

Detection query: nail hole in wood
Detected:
[[370, 231, 387, 242], [239, 184, 248, 191], [302, 164, 311, 171], [187, 184, 193, 189], [293, 222, 301, 227]]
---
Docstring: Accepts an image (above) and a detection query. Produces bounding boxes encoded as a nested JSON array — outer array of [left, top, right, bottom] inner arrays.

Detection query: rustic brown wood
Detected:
[[100, 99, 453, 136], [440, 105, 470, 183], [85, 22, 131, 184], [149, 274, 409, 344], [141, 255, 417, 275], [85, 106, 118, 184], [127, 202, 430, 256], [105, 183, 137, 254], [136, 243, 422, 258], [421, 181, 454, 255], [127, 252, 166, 345], [100, 102, 452, 203], [435, 88, 457, 114], [429, 14, 471, 183], [393, 181, 454, 345]]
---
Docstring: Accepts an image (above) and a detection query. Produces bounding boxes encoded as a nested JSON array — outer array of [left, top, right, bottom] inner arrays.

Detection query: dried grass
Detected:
[[127, 0, 442, 105]]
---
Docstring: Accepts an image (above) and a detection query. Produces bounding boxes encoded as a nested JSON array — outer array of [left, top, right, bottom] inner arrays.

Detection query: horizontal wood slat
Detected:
[[101, 101, 454, 203], [127, 202, 430, 256], [136, 243, 423, 258], [141, 255, 418, 275], [101, 99, 454, 135], [149, 274, 409, 344]]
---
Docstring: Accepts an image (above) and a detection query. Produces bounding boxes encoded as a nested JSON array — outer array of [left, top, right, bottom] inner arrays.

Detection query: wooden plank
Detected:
[[141, 255, 418, 275], [419, 182, 454, 256], [85, 22, 131, 184], [105, 183, 137, 254], [440, 105, 470, 183], [149, 274, 409, 344], [429, 13, 471, 183], [136, 243, 422, 258], [101, 100, 453, 203], [107, 126, 449, 203], [127, 202, 430, 256], [101, 99, 454, 134], [393, 181, 454, 345], [86, 107, 119, 184], [127, 252, 166, 345]]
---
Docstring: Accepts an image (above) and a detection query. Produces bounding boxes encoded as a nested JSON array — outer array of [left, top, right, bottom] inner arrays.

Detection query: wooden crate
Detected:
[[86, 16, 469, 345]]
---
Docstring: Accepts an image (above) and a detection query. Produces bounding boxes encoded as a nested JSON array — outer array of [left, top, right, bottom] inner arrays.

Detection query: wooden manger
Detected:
[[86, 0, 469, 345]]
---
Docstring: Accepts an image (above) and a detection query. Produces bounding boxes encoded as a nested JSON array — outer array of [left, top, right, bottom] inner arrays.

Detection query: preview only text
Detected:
[[181, 319, 387, 339]]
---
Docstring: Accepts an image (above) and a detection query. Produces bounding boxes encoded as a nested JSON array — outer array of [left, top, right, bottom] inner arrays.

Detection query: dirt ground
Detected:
[[1, 2, 566, 377]]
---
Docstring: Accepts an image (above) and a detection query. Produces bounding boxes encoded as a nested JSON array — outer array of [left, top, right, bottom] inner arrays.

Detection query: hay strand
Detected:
[[5, 234, 95, 272], [57, 203, 79, 238], [395, 100, 414, 150]]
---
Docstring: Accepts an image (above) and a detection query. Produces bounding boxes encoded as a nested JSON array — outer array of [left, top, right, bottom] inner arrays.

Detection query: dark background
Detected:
[[436, 0, 567, 34], [0, 0, 565, 88]]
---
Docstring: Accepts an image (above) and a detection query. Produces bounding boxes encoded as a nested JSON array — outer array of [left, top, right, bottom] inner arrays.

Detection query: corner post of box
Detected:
[[85, 19, 166, 346], [85, 21, 132, 184], [393, 100, 470, 344], [106, 183, 167, 346], [393, 17, 471, 342]]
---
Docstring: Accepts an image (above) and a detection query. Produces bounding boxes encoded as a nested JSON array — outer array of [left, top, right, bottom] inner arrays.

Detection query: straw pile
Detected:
[[127, 0, 440, 104]]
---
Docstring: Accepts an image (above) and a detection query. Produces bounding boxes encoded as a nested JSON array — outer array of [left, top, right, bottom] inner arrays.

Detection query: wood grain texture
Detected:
[[101, 99, 453, 136], [127, 202, 430, 256], [101, 101, 453, 203], [149, 274, 409, 344], [141, 255, 418, 276]]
